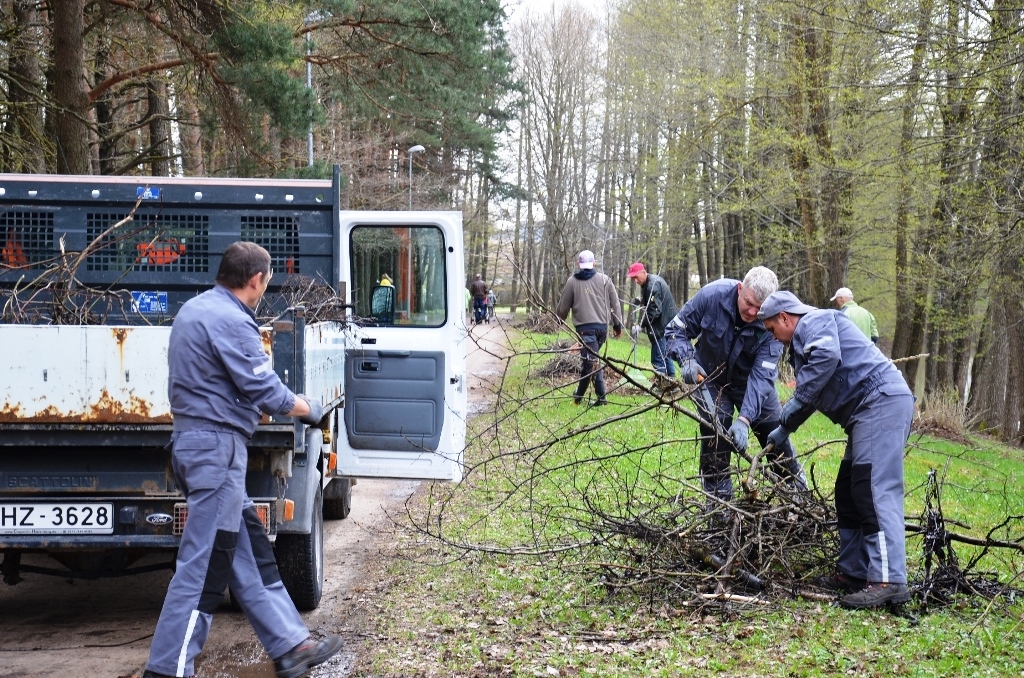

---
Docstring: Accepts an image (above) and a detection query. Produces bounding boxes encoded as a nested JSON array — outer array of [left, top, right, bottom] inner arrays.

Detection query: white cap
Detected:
[[578, 250, 595, 269], [829, 287, 853, 302]]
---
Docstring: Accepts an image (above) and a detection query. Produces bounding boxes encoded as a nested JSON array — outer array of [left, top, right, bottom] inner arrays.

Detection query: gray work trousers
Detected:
[[146, 430, 308, 677], [698, 381, 808, 501], [835, 378, 914, 584]]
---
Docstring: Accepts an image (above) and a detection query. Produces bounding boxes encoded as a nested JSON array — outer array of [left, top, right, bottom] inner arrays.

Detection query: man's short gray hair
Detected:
[[742, 266, 779, 303]]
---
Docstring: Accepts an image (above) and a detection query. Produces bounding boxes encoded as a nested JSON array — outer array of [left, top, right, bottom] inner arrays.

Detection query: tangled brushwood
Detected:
[[418, 340, 1024, 616], [581, 468, 838, 606]]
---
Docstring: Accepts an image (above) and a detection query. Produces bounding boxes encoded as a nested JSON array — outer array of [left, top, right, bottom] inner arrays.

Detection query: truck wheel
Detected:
[[275, 482, 324, 611], [323, 477, 352, 519]]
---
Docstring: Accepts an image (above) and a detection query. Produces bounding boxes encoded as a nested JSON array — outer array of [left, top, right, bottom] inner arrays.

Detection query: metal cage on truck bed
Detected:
[[0, 168, 342, 325]]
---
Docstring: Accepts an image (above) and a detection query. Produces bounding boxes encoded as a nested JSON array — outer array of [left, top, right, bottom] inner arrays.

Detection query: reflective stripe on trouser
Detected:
[[574, 328, 608, 399], [146, 432, 307, 677], [698, 382, 807, 501], [834, 384, 914, 584]]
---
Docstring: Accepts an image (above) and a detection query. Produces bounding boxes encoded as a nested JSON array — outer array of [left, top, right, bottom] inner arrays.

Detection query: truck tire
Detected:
[[323, 477, 352, 519], [275, 482, 324, 611]]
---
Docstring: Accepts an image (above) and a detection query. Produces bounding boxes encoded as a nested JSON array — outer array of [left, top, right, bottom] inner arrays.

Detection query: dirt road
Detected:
[[0, 321, 506, 678]]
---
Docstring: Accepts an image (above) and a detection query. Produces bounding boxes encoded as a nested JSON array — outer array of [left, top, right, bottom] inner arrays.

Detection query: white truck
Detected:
[[0, 168, 467, 609]]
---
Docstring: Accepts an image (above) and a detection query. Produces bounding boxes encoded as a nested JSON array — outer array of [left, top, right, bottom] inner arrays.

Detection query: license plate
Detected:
[[0, 503, 115, 534]]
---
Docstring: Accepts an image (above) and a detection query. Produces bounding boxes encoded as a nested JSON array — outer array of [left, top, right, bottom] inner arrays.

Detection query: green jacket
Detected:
[[840, 300, 878, 343]]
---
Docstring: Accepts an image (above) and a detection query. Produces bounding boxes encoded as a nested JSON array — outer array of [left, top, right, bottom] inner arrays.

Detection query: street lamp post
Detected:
[[408, 145, 424, 210], [306, 31, 313, 167]]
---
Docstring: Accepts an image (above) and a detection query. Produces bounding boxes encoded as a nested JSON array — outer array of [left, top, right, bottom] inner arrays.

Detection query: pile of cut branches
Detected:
[[419, 341, 1024, 616], [510, 312, 563, 335]]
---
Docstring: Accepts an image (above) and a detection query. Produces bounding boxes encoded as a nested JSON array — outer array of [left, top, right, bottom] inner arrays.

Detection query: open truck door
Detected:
[[334, 211, 467, 481]]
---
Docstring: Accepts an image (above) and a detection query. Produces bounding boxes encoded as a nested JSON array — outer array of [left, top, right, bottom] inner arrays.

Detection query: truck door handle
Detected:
[[377, 350, 411, 358], [359, 360, 381, 372]]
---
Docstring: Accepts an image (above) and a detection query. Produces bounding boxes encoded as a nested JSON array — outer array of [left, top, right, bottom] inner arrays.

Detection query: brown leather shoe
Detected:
[[840, 582, 911, 609], [273, 635, 343, 678], [813, 571, 866, 594]]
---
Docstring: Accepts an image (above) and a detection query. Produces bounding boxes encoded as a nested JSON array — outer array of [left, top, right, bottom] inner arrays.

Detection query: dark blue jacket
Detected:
[[639, 273, 678, 337], [168, 285, 296, 437], [664, 279, 782, 423], [789, 309, 909, 428]]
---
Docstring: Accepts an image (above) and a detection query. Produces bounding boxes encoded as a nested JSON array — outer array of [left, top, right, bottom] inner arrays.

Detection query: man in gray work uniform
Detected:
[[759, 291, 914, 609], [663, 266, 807, 502], [144, 242, 341, 678]]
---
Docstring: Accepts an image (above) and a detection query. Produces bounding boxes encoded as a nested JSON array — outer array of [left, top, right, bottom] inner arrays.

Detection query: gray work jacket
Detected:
[[789, 309, 908, 428], [168, 285, 296, 437]]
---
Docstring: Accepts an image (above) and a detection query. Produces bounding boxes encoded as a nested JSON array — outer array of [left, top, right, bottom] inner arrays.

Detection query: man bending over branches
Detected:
[[759, 291, 914, 609], [664, 266, 807, 502]]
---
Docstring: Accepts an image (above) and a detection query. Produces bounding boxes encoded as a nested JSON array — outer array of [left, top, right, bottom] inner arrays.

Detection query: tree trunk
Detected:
[[891, 0, 935, 367], [147, 78, 172, 176], [5, 0, 47, 172], [179, 91, 206, 176], [52, 0, 92, 174]]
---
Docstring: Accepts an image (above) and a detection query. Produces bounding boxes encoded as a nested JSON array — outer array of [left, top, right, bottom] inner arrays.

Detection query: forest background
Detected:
[[2, 0, 1023, 446]]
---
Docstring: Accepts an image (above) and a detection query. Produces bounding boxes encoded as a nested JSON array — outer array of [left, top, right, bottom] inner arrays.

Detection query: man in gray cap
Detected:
[[556, 249, 623, 406], [830, 286, 879, 343], [758, 290, 914, 609], [663, 266, 807, 502]]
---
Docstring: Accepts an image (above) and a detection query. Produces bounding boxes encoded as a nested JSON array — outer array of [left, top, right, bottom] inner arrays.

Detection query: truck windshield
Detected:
[[350, 225, 447, 327]]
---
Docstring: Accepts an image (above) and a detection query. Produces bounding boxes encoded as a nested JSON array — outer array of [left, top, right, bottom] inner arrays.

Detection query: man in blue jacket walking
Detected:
[[759, 291, 914, 609], [664, 266, 806, 502]]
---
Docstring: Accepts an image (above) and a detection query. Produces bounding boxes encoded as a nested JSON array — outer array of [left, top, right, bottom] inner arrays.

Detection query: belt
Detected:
[[172, 414, 250, 438]]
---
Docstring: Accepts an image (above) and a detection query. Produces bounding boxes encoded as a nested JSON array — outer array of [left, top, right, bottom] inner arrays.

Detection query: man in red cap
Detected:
[[626, 262, 678, 378]]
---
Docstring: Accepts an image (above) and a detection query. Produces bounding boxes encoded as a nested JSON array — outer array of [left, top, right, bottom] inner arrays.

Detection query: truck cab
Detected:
[[0, 168, 467, 609]]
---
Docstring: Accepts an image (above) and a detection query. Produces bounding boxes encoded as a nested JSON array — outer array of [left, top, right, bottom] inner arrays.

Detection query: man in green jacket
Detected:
[[830, 287, 879, 344]]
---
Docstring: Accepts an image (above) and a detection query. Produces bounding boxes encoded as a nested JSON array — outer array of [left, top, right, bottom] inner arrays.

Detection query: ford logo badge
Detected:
[[146, 513, 173, 525]]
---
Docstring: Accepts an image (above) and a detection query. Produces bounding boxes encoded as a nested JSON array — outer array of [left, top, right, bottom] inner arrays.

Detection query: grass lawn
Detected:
[[358, 330, 1024, 677]]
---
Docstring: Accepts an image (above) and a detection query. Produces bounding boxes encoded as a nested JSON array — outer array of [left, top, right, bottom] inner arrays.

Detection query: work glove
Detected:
[[728, 419, 750, 453], [765, 425, 790, 451], [297, 395, 324, 426], [779, 396, 815, 432], [631, 324, 642, 340], [679, 358, 707, 385]]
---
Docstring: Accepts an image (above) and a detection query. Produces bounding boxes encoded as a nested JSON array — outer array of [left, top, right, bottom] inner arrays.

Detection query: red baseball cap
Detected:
[[627, 262, 646, 278]]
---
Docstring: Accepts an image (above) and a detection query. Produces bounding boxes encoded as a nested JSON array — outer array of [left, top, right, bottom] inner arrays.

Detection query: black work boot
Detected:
[[142, 671, 174, 678], [273, 635, 344, 678], [812, 571, 867, 594], [840, 582, 911, 609]]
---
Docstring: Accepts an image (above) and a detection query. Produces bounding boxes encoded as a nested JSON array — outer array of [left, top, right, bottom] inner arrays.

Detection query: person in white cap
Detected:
[[555, 250, 623, 406], [830, 287, 878, 344], [758, 290, 913, 609]]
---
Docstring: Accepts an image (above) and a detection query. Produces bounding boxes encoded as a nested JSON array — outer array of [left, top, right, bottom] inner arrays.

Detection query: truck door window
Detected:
[[350, 226, 446, 327]]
